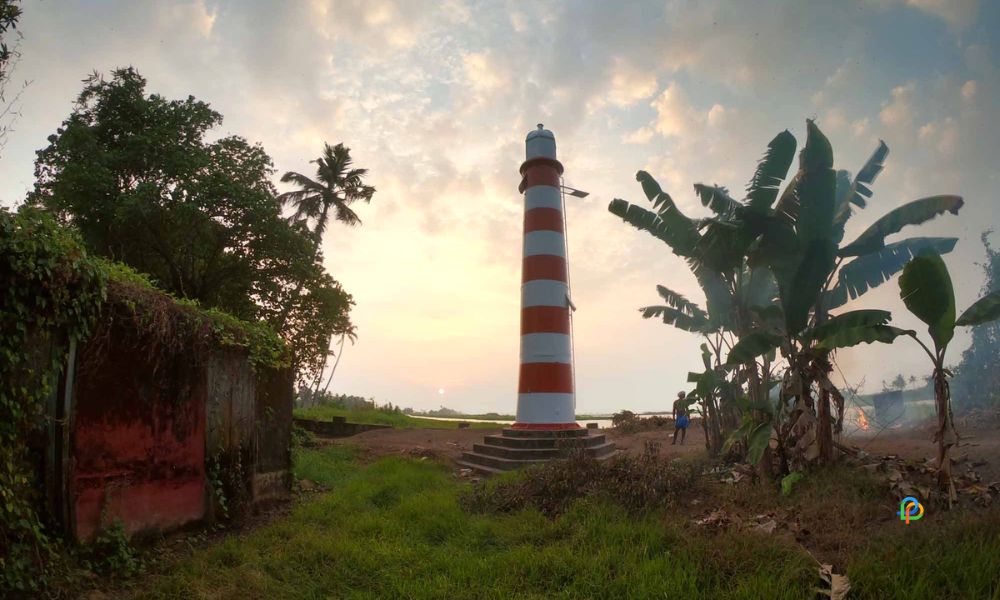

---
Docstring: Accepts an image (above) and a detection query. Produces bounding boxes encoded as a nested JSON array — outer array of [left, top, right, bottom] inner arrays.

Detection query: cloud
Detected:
[[606, 57, 659, 108], [623, 127, 654, 145], [651, 83, 704, 138], [961, 79, 977, 100], [851, 117, 871, 138], [1, 0, 998, 411], [462, 51, 510, 94], [904, 0, 979, 29], [879, 82, 917, 127]]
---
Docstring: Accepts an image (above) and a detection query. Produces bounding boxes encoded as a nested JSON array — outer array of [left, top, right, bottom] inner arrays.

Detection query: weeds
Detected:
[[462, 442, 701, 517], [81, 520, 143, 579]]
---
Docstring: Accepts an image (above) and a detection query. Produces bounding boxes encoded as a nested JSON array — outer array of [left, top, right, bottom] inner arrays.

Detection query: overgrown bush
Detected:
[[461, 443, 700, 518], [0, 208, 106, 594], [291, 424, 319, 449], [611, 410, 672, 433], [80, 520, 142, 579]]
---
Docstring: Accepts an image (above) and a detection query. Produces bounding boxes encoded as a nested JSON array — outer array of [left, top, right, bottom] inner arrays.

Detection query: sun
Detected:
[[437, 388, 445, 395]]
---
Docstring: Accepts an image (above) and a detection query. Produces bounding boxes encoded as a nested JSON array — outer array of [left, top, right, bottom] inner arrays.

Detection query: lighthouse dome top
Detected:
[[525, 123, 557, 160]]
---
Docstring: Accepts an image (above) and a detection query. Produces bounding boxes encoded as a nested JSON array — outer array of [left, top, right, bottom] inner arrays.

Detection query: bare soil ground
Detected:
[[323, 426, 505, 462], [324, 417, 1000, 484], [844, 419, 1000, 483]]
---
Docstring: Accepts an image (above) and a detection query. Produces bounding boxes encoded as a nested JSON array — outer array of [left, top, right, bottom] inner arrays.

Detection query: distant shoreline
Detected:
[[411, 411, 667, 422]]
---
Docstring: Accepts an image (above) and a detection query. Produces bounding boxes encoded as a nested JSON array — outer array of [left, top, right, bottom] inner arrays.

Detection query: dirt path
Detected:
[[325, 426, 504, 462], [844, 420, 1000, 483], [324, 417, 1000, 484], [324, 422, 710, 463]]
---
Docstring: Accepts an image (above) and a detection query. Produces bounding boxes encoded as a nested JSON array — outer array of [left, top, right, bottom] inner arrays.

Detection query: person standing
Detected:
[[672, 391, 689, 445]]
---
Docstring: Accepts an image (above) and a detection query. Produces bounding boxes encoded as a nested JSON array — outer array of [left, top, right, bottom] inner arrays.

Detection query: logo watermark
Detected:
[[898, 496, 924, 524]]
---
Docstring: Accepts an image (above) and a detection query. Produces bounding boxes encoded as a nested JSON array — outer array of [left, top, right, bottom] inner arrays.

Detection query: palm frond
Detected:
[[956, 290, 1000, 327], [839, 195, 964, 257], [745, 129, 796, 213], [639, 305, 713, 333], [608, 198, 701, 257], [850, 140, 889, 209], [694, 184, 739, 216], [826, 237, 958, 309], [654, 285, 709, 320]]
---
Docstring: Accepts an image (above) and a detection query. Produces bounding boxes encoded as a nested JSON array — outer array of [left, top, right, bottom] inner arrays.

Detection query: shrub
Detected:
[[611, 410, 672, 433], [462, 443, 700, 518], [81, 520, 143, 579]]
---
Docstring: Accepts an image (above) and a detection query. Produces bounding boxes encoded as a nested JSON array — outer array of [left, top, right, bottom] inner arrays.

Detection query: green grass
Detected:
[[848, 512, 1000, 599], [294, 405, 502, 429], [140, 449, 817, 599], [130, 450, 1000, 599]]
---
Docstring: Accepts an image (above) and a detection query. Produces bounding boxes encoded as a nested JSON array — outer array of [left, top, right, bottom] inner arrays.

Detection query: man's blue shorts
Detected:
[[677, 415, 689, 429]]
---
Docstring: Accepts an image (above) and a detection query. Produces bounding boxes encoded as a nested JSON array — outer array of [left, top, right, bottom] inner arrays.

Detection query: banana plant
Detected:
[[726, 307, 913, 471], [739, 120, 963, 467], [612, 119, 963, 469], [898, 252, 1000, 503], [611, 133, 795, 455]]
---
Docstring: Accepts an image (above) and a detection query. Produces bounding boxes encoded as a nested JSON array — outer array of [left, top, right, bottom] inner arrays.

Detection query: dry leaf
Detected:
[[817, 563, 852, 599]]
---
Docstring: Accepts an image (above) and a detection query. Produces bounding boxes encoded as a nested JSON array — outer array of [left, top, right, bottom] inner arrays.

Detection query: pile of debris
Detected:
[[849, 449, 999, 507]]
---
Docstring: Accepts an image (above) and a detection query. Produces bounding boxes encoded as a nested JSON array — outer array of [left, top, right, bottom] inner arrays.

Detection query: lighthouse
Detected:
[[457, 125, 614, 474], [514, 124, 578, 430]]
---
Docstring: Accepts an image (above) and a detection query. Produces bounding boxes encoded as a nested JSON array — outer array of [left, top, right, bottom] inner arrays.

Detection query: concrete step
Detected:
[[473, 441, 617, 460], [586, 442, 618, 459], [455, 460, 504, 476], [460, 443, 619, 473], [459, 451, 550, 471], [501, 427, 589, 438], [482, 433, 606, 449], [472, 443, 562, 460]]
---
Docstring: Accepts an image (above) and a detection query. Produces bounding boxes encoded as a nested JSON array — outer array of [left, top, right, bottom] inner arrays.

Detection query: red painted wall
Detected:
[[71, 334, 206, 542]]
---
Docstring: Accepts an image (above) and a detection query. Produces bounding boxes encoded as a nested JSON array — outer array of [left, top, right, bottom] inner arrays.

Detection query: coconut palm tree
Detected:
[[278, 142, 374, 389], [278, 142, 375, 245]]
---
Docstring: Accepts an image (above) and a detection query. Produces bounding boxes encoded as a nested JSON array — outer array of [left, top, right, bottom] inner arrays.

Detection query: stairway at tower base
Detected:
[[456, 427, 616, 475]]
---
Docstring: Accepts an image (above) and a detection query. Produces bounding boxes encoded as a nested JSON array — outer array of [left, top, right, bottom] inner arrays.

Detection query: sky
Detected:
[[1, 0, 998, 415]]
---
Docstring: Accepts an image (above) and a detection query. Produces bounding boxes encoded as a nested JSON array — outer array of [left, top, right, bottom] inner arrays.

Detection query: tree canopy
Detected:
[[953, 233, 1000, 409], [28, 67, 354, 377]]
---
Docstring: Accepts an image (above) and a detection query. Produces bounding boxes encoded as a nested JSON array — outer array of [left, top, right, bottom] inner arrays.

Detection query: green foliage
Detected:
[[839, 196, 964, 257], [639, 285, 712, 332], [28, 67, 354, 380], [295, 404, 500, 429], [746, 422, 773, 464], [81, 520, 142, 579], [0, 207, 106, 594], [138, 445, 1000, 598], [745, 130, 797, 213], [814, 324, 913, 351], [462, 446, 700, 518], [613, 119, 963, 470], [827, 237, 958, 309], [279, 142, 375, 241], [725, 331, 783, 365], [899, 252, 957, 352], [0, 0, 20, 79], [806, 309, 890, 340], [804, 309, 912, 350], [848, 512, 1000, 599], [780, 471, 805, 496], [843, 140, 888, 210], [955, 289, 1000, 326], [952, 233, 1000, 409], [95, 260, 289, 372]]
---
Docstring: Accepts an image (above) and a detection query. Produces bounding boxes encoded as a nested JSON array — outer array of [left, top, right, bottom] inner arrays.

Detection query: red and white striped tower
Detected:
[[513, 124, 579, 430]]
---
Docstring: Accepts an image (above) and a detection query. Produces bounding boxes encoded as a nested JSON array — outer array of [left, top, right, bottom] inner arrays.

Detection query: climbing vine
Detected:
[[0, 207, 106, 593], [1, 207, 289, 594]]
